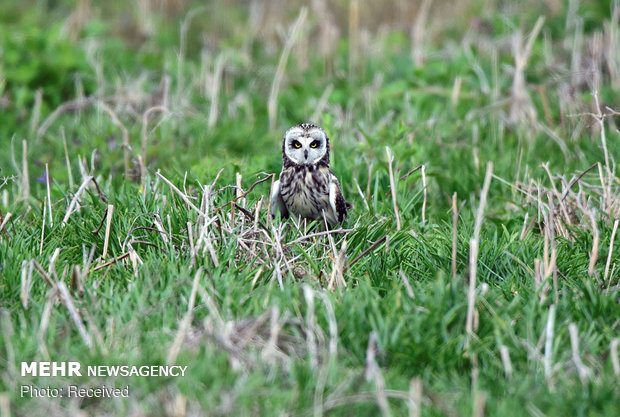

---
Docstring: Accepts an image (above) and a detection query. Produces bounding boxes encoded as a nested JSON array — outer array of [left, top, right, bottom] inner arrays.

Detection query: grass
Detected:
[[0, 0, 619, 415]]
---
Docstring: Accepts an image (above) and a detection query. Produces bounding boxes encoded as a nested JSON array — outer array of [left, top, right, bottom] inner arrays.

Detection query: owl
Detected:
[[270, 123, 350, 227]]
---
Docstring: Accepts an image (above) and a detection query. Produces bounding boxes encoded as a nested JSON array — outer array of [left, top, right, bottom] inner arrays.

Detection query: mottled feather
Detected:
[[270, 123, 349, 226]]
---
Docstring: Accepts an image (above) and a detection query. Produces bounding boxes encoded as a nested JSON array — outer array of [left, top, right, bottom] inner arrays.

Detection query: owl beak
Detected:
[[304, 150, 308, 160]]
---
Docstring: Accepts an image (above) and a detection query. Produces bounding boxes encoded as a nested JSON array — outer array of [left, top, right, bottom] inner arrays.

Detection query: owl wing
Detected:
[[328, 172, 349, 224], [270, 179, 289, 219]]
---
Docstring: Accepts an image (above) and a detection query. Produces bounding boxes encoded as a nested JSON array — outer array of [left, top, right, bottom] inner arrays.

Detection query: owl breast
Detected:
[[279, 165, 331, 220]]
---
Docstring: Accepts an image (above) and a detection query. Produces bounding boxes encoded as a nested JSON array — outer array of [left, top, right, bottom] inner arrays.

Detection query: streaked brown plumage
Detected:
[[270, 123, 349, 226]]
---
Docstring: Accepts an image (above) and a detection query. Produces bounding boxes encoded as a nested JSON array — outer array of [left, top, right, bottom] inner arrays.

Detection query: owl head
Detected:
[[282, 123, 330, 168]]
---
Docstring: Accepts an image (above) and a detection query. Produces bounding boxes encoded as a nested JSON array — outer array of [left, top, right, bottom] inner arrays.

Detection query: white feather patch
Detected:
[[270, 179, 281, 216], [327, 181, 339, 225]]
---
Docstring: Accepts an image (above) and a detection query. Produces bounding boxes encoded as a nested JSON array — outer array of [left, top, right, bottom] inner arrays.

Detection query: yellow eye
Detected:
[[294, 142, 301, 148], [310, 141, 319, 148]]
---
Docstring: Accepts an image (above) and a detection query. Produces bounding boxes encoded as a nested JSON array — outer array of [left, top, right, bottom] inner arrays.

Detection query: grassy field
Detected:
[[1, 0, 619, 415]]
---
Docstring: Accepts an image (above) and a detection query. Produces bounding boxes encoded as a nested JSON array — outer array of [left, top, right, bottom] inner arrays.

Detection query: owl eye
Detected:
[[310, 140, 319, 148], [292, 140, 301, 149]]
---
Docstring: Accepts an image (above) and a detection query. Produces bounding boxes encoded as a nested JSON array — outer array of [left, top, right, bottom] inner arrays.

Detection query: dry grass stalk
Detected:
[[385, 147, 401, 230], [543, 193, 559, 305], [21, 140, 29, 201], [471, 352, 479, 393], [399, 270, 414, 298], [187, 221, 196, 268], [311, 84, 334, 124], [208, 53, 226, 128], [509, 16, 545, 126], [567, 104, 620, 217], [0, 212, 11, 237], [0, 392, 10, 417], [29, 89, 43, 137], [156, 171, 205, 216], [141, 105, 170, 183], [604, 219, 619, 284], [544, 304, 556, 382], [102, 204, 114, 259], [348, 0, 360, 76], [45, 163, 53, 227], [451, 76, 462, 106], [152, 215, 170, 245], [519, 212, 532, 240], [193, 186, 220, 267], [250, 266, 264, 290], [302, 285, 318, 368], [177, 7, 206, 104], [499, 345, 513, 379], [71, 265, 85, 298], [235, 172, 244, 226], [316, 290, 338, 360], [366, 161, 373, 202], [167, 213, 173, 249], [542, 163, 571, 224], [606, 1, 620, 89], [534, 196, 559, 304], [268, 7, 307, 129], [91, 252, 130, 272], [353, 178, 370, 212], [537, 122, 570, 160], [611, 338, 620, 376], [586, 209, 599, 276], [37, 288, 56, 359], [213, 173, 274, 216], [61, 175, 94, 227], [451, 192, 458, 282], [37, 96, 95, 139], [99, 101, 131, 179], [167, 270, 202, 365], [197, 304, 308, 373], [465, 162, 493, 343], [344, 235, 387, 273], [64, 0, 92, 41], [261, 306, 285, 365], [32, 259, 54, 288], [311, 0, 338, 76], [408, 377, 422, 417], [270, 225, 287, 290], [128, 246, 140, 277], [327, 239, 348, 290], [314, 289, 339, 417], [592, 94, 616, 218], [81, 306, 106, 355], [39, 204, 46, 256], [20, 260, 34, 309], [411, 0, 432, 67], [48, 247, 62, 279], [534, 259, 545, 305], [78, 154, 89, 180], [253, 196, 263, 233], [512, 159, 615, 245], [0, 311, 16, 384], [364, 332, 391, 417], [204, 228, 220, 267], [473, 391, 486, 417], [568, 323, 591, 384], [56, 281, 94, 349], [421, 164, 427, 225]]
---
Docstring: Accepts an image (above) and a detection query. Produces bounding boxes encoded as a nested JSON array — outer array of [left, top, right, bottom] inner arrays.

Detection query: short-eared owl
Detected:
[[270, 123, 350, 226]]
